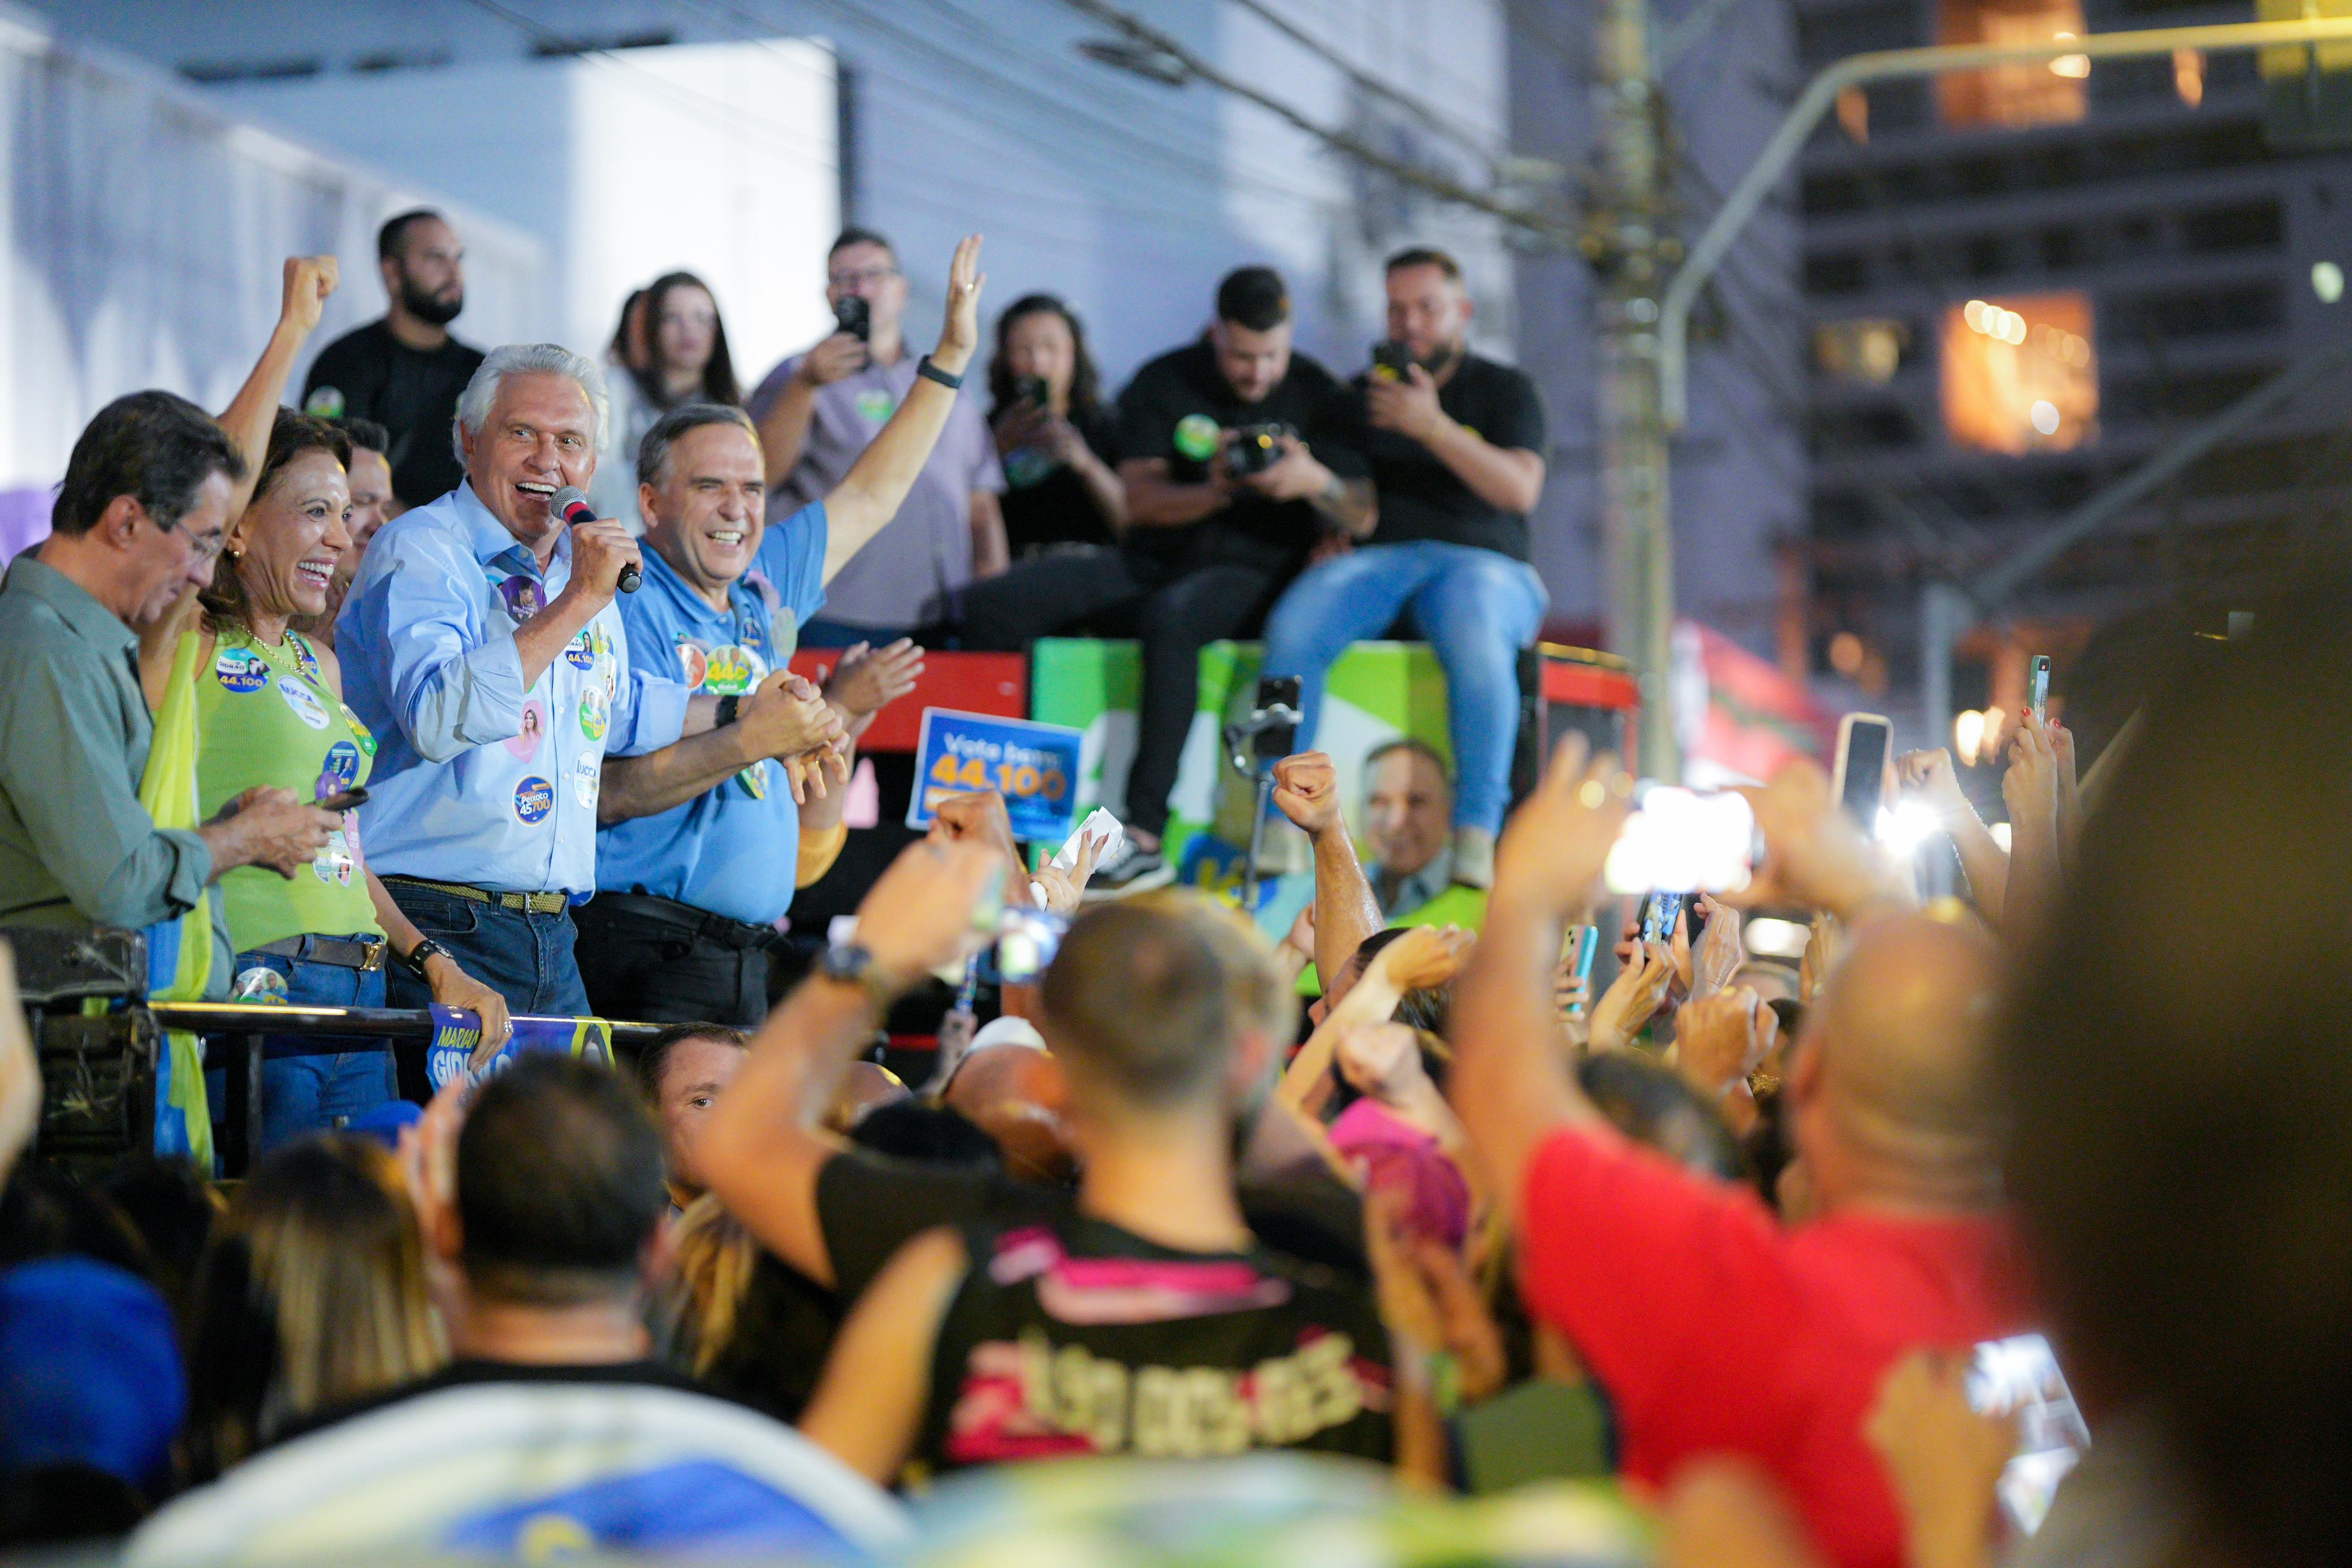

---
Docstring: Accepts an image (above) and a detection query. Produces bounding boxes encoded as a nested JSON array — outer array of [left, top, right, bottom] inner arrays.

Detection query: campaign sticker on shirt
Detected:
[[312, 828, 355, 886], [301, 385, 346, 421], [505, 700, 548, 761], [675, 639, 710, 689], [738, 759, 769, 800], [341, 704, 377, 757], [563, 630, 595, 670], [701, 643, 768, 696], [498, 575, 544, 621], [578, 685, 609, 742], [214, 647, 271, 694], [854, 388, 899, 425], [513, 776, 554, 824], [1174, 412, 1222, 463], [315, 740, 362, 799], [572, 753, 600, 809], [279, 677, 330, 730]]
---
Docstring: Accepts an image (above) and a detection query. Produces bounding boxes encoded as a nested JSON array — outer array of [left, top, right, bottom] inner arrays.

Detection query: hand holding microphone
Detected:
[[552, 486, 641, 595]]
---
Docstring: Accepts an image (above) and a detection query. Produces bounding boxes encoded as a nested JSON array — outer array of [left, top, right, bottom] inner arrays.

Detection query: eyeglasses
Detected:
[[827, 266, 899, 289], [184, 532, 227, 565]]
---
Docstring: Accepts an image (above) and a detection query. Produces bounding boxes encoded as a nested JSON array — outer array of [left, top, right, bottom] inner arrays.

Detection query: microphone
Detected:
[[551, 485, 640, 594]]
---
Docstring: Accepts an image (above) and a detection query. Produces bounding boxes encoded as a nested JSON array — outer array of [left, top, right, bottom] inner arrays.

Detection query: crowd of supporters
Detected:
[[0, 206, 2336, 1568]]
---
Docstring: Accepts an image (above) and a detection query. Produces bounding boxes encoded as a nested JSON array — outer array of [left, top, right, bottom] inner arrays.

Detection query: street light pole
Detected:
[[1593, 0, 1682, 781]]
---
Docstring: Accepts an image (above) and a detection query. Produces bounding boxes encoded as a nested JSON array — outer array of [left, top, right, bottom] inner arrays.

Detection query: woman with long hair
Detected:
[[590, 271, 742, 525], [985, 293, 1125, 555], [187, 410, 508, 1149], [185, 1134, 445, 1476]]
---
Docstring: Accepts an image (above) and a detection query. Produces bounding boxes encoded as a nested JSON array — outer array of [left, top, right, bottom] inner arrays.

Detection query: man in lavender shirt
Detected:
[[748, 228, 1006, 645]]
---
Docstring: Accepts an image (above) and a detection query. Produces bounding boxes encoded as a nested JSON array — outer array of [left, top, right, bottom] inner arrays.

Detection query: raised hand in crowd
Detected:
[[1864, 1350, 2016, 1568], [0, 942, 40, 1190], [1278, 924, 1472, 1114], [1670, 985, 1775, 1133], [1897, 746, 2008, 925], [2048, 719, 2084, 864], [1336, 1019, 1433, 1108], [1027, 826, 1104, 917], [1588, 939, 1674, 1055], [820, 639, 924, 740], [1273, 750, 1382, 989], [1737, 759, 1917, 925], [929, 789, 1031, 906], [2001, 711, 2064, 944], [201, 785, 341, 880]]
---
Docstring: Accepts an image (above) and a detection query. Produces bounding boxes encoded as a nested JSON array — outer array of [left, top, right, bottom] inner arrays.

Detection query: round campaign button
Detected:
[[315, 740, 362, 798], [232, 965, 289, 1002], [701, 644, 768, 696], [1174, 412, 1222, 463], [854, 388, 898, 425], [573, 753, 600, 809], [312, 828, 355, 886], [215, 648, 270, 694], [341, 704, 377, 757], [498, 575, 544, 621], [564, 630, 595, 670], [279, 677, 330, 730], [578, 685, 609, 742], [513, 776, 554, 825], [676, 640, 710, 689]]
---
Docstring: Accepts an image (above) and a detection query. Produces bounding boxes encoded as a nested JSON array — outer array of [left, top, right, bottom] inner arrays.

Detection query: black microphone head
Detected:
[[550, 485, 595, 524]]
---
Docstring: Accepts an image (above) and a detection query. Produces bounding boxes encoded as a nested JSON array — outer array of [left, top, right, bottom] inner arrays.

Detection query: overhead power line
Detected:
[[1055, 0, 1563, 243]]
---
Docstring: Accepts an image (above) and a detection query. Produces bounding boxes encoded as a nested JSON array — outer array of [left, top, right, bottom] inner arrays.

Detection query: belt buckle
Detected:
[[359, 939, 387, 973]]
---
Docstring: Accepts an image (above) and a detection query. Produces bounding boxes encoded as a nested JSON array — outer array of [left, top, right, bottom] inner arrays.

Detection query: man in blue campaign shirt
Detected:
[[340, 344, 840, 1021], [582, 235, 992, 1025]]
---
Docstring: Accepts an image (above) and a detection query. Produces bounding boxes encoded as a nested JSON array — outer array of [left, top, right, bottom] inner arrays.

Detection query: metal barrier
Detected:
[[133, 1003, 676, 1178]]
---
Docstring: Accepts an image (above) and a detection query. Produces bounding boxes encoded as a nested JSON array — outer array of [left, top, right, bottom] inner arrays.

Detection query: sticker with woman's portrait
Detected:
[[505, 700, 548, 760]]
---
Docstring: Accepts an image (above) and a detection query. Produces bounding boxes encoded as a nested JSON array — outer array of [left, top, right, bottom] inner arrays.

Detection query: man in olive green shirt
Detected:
[[0, 392, 339, 991]]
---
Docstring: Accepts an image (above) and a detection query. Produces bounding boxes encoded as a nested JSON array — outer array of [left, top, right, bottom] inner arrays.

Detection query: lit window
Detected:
[[1815, 319, 1909, 383], [1940, 292, 2097, 454], [1936, 0, 2089, 129]]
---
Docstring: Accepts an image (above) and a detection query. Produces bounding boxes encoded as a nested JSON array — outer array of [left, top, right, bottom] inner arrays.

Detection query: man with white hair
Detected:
[[338, 344, 829, 1019]]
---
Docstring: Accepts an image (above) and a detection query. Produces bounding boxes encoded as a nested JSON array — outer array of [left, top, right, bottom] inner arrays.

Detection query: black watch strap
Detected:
[[715, 694, 742, 727], [816, 942, 896, 1008], [916, 355, 963, 391], [400, 937, 449, 979]]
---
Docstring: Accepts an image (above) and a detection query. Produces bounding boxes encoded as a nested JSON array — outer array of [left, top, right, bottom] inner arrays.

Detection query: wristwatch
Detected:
[[916, 355, 963, 391], [816, 941, 898, 1009], [715, 694, 742, 727], [399, 937, 449, 980]]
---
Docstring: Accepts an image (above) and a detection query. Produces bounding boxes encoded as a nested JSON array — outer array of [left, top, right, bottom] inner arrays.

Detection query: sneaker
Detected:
[[1451, 826, 1495, 890], [1084, 839, 1177, 900]]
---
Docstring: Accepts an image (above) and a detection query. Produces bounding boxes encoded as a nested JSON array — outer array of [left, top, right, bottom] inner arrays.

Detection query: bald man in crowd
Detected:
[[941, 1039, 1072, 1185], [1446, 742, 2028, 1568]]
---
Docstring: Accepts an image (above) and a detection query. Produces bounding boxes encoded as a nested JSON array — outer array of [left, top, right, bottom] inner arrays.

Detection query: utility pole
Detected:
[[1590, 0, 1681, 781]]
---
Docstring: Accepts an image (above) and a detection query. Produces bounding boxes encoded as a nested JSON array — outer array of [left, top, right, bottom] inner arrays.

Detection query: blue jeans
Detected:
[[382, 883, 591, 1018], [1262, 541, 1549, 834], [208, 941, 395, 1154]]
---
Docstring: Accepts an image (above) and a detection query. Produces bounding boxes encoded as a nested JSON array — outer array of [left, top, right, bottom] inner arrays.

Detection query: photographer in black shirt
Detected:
[[1261, 248, 1549, 892], [959, 267, 1370, 894]]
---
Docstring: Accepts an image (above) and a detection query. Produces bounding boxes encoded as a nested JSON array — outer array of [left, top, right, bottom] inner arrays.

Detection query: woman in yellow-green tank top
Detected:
[[185, 411, 508, 1153]]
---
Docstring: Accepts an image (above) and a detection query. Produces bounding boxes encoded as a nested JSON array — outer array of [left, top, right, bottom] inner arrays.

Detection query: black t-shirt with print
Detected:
[[1113, 337, 1366, 574], [301, 319, 486, 509], [996, 401, 1121, 557], [918, 1211, 1394, 1470], [1339, 352, 1547, 561]]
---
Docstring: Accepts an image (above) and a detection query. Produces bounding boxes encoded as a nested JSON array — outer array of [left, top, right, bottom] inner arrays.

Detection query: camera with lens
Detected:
[[1014, 374, 1050, 406], [832, 295, 871, 343], [1224, 422, 1291, 479]]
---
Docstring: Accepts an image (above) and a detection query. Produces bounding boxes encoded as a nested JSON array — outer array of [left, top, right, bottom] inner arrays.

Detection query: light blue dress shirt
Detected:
[[595, 502, 828, 926], [337, 481, 691, 896]]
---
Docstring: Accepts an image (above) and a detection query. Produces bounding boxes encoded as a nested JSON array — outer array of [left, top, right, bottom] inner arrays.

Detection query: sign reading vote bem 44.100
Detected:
[[907, 707, 1084, 843]]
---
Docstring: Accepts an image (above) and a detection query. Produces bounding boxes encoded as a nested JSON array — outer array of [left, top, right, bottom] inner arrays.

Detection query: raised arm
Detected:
[[1270, 752, 1380, 988], [698, 837, 1000, 1287], [2000, 712, 2064, 946], [1896, 748, 2008, 927], [821, 235, 988, 581], [218, 257, 339, 519], [1446, 740, 1623, 1209]]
